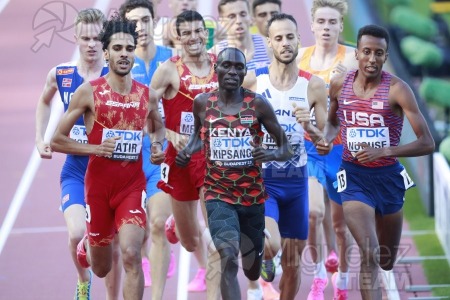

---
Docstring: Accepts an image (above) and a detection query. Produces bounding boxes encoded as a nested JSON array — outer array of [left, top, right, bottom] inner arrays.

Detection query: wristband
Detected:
[[151, 141, 163, 148]]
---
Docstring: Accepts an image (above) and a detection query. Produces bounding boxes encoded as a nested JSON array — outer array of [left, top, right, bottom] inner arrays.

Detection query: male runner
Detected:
[[35, 8, 121, 300], [317, 24, 435, 300], [51, 18, 165, 300]]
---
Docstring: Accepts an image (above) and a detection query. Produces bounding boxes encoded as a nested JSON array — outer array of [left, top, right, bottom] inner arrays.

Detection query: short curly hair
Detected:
[[119, 0, 155, 20], [98, 15, 138, 50]]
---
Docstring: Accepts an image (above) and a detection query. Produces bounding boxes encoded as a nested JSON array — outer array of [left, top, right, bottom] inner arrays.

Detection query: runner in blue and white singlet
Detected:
[[247, 14, 329, 298], [256, 66, 310, 240], [216, 34, 271, 70], [57, 62, 108, 210]]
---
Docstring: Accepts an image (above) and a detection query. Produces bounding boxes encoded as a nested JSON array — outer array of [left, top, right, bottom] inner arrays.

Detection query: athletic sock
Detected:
[[314, 261, 327, 279], [336, 270, 348, 290]]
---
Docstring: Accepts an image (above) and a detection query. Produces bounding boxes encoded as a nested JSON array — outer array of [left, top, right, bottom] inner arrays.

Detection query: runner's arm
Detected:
[[51, 83, 116, 157], [35, 67, 58, 159], [255, 94, 293, 162]]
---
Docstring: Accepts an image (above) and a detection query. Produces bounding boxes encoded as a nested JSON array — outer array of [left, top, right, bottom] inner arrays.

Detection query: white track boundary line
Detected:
[[11, 226, 67, 234], [0, 0, 111, 256], [382, 269, 401, 300], [0, 0, 9, 14]]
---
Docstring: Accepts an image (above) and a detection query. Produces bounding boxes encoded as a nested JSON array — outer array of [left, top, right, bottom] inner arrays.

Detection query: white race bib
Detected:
[[70, 125, 88, 144], [101, 129, 143, 161], [85, 204, 91, 223], [180, 112, 194, 135], [141, 190, 147, 211], [336, 169, 347, 193], [400, 169, 415, 190], [160, 163, 169, 183], [346, 127, 390, 152], [210, 136, 254, 167]]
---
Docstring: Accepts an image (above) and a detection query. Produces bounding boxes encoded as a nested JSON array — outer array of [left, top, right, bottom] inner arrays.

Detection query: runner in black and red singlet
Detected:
[[176, 47, 293, 300]]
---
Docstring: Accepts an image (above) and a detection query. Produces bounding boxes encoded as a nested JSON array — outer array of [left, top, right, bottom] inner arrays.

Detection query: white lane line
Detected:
[[177, 247, 192, 300], [10, 226, 67, 234], [381, 270, 401, 300], [0, 0, 10, 14], [0, 0, 112, 256]]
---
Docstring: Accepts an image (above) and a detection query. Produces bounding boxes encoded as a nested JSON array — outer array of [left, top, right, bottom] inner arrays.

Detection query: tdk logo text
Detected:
[[349, 128, 386, 138], [106, 130, 142, 141]]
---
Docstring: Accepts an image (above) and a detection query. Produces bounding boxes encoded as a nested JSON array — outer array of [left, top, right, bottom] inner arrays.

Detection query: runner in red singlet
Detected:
[[150, 10, 221, 299], [51, 18, 165, 300]]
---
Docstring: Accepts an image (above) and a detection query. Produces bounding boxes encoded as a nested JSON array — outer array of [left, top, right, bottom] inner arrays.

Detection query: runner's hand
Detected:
[[315, 138, 333, 155], [169, 132, 189, 152], [150, 143, 165, 165], [36, 141, 52, 159], [96, 136, 120, 158], [250, 140, 272, 163], [292, 102, 310, 129], [330, 61, 347, 80], [175, 149, 191, 167]]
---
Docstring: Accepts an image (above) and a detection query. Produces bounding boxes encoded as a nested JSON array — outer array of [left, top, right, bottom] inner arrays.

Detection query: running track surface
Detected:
[[0, 0, 432, 299]]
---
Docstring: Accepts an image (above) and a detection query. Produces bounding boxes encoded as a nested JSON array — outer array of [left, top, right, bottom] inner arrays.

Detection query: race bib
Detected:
[[160, 162, 169, 183], [210, 135, 254, 167], [141, 190, 147, 211], [336, 169, 347, 193], [158, 100, 165, 122], [101, 129, 143, 161], [180, 112, 194, 135], [346, 127, 390, 152], [85, 204, 91, 223], [400, 169, 415, 190], [70, 125, 88, 144]]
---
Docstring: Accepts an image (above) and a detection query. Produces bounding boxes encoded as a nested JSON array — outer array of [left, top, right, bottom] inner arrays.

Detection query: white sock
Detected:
[[336, 270, 348, 290], [314, 261, 327, 279]]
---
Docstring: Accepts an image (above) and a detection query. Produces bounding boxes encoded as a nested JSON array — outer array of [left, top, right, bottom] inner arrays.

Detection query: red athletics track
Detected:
[[0, 0, 431, 299]]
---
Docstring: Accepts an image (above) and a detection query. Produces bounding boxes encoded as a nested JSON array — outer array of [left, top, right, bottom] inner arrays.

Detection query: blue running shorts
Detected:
[[263, 165, 309, 240], [338, 161, 415, 215]]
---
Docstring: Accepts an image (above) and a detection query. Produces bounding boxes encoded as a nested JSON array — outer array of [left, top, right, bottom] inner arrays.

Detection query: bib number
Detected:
[[400, 169, 414, 190], [141, 190, 148, 211], [336, 169, 347, 193], [85, 204, 91, 223], [161, 163, 169, 183]]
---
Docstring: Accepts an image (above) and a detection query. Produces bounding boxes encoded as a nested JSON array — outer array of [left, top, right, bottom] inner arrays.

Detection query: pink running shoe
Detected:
[[331, 272, 348, 300], [142, 257, 151, 287], [187, 268, 206, 292], [165, 215, 179, 244], [307, 277, 328, 300], [325, 250, 339, 273], [166, 250, 176, 278], [259, 278, 280, 300], [76, 234, 90, 268]]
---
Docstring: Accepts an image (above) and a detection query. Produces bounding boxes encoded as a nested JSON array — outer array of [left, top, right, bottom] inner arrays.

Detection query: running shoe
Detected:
[[142, 257, 151, 287], [332, 272, 348, 300], [260, 259, 276, 282], [74, 269, 92, 300], [76, 234, 90, 268], [325, 250, 339, 273], [247, 285, 263, 300], [167, 250, 176, 278], [165, 215, 179, 244], [187, 268, 206, 292], [260, 278, 280, 300], [306, 277, 328, 300]]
